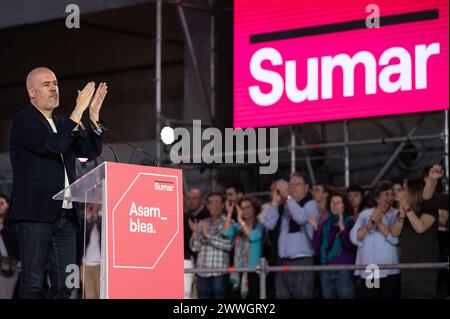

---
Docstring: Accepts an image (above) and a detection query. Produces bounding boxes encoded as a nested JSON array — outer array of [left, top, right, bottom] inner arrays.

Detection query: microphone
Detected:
[[106, 143, 120, 163], [95, 119, 159, 167], [87, 119, 119, 162]]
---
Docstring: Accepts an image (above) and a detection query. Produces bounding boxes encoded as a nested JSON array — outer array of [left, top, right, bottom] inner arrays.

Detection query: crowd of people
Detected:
[[182, 164, 449, 299], [2, 67, 446, 300], [0, 164, 448, 299]]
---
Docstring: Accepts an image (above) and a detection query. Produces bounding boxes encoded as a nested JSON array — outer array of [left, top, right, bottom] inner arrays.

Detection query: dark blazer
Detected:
[[8, 105, 103, 223]]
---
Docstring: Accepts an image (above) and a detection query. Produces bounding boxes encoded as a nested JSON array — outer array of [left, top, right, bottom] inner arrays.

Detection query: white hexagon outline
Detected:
[[112, 172, 180, 269]]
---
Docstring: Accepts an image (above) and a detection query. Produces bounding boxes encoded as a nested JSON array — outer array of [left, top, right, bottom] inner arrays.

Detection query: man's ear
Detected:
[[27, 87, 35, 98]]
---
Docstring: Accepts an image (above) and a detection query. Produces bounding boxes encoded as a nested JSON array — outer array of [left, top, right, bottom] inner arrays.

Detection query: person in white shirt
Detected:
[[350, 181, 400, 299], [80, 203, 102, 299]]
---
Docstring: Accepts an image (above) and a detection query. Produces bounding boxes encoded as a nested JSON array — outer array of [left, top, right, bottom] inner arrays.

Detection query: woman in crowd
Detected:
[[391, 177, 440, 298], [422, 164, 448, 298], [350, 181, 400, 299], [312, 183, 331, 225], [313, 192, 356, 299], [346, 185, 367, 221], [391, 178, 403, 209], [223, 195, 265, 299]]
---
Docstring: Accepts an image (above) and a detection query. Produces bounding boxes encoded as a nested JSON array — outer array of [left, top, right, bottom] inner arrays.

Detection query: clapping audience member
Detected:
[[223, 196, 265, 299], [392, 177, 440, 298], [350, 181, 400, 299], [313, 192, 356, 299]]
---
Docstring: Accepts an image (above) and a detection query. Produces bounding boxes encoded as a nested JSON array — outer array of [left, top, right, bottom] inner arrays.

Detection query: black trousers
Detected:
[[361, 274, 401, 299], [229, 273, 260, 299]]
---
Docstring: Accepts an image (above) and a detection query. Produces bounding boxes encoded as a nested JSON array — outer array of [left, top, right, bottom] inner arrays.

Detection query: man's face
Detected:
[[87, 203, 101, 219], [289, 176, 309, 200], [225, 188, 241, 203], [187, 190, 203, 211], [28, 70, 59, 112], [347, 191, 362, 209], [207, 195, 224, 217], [0, 197, 8, 218], [312, 185, 328, 203]]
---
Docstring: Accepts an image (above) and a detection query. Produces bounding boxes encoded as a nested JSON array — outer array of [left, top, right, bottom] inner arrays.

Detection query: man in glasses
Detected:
[[190, 193, 232, 299], [264, 172, 319, 299]]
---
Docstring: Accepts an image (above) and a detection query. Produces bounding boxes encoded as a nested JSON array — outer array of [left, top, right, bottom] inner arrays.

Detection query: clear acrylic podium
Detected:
[[53, 162, 184, 299], [53, 162, 107, 298]]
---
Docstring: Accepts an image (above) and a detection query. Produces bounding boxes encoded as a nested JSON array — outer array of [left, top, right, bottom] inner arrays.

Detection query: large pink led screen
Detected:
[[234, 0, 449, 128]]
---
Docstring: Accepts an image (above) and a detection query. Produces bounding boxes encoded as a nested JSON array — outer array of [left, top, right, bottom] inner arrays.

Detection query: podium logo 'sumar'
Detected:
[[154, 181, 174, 192]]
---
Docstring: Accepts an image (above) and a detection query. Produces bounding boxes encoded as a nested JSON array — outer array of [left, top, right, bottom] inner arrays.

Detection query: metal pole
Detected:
[[344, 120, 350, 187], [267, 262, 448, 272], [175, 134, 441, 164], [278, 133, 441, 152], [162, 118, 441, 149], [155, 0, 162, 164], [259, 258, 267, 299], [169, 0, 214, 12], [184, 261, 449, 273], [444, 110, 449, 192], [299, 127, 315, 185], [290, 126, 296, 174], [209, 0, 217, 191], [176, 4, 213, 124], [211, 169, 217, 192], [370, 115, 426, 187], [209, 0, 216, 123]]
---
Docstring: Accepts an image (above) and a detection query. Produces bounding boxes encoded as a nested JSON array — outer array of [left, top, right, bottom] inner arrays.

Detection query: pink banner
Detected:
[[234, 0, 449, 128], [106, 162, 183, 299]]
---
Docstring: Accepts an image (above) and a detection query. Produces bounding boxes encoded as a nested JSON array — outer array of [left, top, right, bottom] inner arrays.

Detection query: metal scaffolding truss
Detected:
[[155, 0, 449, 191]]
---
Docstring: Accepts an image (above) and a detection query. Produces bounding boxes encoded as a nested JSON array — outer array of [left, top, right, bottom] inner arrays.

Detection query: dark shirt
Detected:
[[423, 193, 449, 211], [184, 206, 209, 260], [312, 218, 356, 265], [400, 203, 440, 298], [400, 203, 439, 263]]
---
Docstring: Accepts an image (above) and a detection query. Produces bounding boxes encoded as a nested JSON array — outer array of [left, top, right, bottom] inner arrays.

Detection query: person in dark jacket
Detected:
[[0, 193, 20, 299], [8, 67, 107, 299], [392, 177, 440, 298]]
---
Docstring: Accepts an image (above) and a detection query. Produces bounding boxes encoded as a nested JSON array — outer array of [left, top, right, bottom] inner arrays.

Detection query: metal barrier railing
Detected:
[[184, 258, 449, 299]]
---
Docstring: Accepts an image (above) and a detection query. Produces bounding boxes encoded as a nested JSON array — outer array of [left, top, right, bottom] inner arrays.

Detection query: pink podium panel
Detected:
[[104, 162, 183, 299]]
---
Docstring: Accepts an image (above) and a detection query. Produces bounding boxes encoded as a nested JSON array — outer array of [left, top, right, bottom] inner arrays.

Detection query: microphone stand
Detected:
[[87, 119, 120, 163], [95, 120, 159, 167], [106, 142, 120, 163]]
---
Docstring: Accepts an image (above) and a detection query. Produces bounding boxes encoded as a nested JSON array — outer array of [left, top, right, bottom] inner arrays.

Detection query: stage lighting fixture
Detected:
[[160, 126, 175, 145]]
